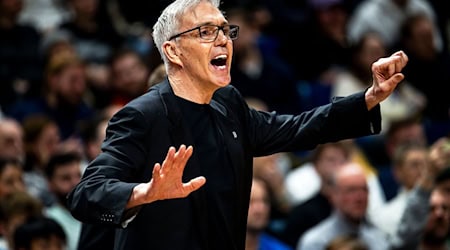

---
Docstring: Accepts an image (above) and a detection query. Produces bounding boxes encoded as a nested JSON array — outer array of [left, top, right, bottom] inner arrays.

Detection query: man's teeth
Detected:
[[214, 55, 227, 60]]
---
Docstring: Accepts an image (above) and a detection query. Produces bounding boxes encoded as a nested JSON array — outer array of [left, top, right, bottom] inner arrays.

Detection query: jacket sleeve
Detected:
[[67, 106, 150, 227], [242, 89, 381, 155]]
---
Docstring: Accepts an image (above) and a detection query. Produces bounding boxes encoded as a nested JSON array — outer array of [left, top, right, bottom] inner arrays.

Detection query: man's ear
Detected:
[[163, 42, 182, 66]]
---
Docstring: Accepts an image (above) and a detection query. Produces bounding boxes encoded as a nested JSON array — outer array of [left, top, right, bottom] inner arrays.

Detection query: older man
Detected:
[[67, 0, 409, 249]]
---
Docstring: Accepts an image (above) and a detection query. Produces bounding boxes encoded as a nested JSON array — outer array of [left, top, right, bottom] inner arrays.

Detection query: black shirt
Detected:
[[176, 96, 238, 249]]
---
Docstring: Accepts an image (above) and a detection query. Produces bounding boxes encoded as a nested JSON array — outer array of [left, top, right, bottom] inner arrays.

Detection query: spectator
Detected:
[[226, 7, 303, 114], [398, 13, 450, 143], [0, 0, 44, 110], [282, 141, 385, 248], [44, 151, 82, 250], [57, 0, 125, 92], [371, 142, 429, 238], [253, 153, 293, 238], [0, 191, 43, 250], [347, 0, 443, 52], [390, 136, 450, 249], [0, 158, 25, 198], [357, 115, 428, 200], [21, 115, 62, 207], [0, 118, 25, 163], [331, 31, 426, 132], [7, 51, 95, 141], [12, 216, 67, 250], [279, 0, 351, 84], [18, 0, 70, 34], [297, 162, 389, 250], [282, 142, 353, 248], [246, 177, 293, 250], [420, 188, 450, 250], [108, 48, 151, 106]]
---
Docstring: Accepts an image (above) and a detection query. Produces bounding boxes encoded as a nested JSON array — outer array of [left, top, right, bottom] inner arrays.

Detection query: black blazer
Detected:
[[67, 79, 381, 250]]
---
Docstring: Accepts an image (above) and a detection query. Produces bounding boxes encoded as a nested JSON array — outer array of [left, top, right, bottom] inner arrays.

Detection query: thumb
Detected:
[[384, 73, 404, 90], [183, 176, 206, 193], [392, 72, 405, 83]]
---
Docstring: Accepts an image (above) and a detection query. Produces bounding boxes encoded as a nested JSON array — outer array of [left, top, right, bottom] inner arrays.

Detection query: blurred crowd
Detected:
[[0, 0, 449, 249]]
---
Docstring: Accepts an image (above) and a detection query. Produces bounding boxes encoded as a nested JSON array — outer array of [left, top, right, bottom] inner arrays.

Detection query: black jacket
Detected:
[[67, 78, 381, 250]]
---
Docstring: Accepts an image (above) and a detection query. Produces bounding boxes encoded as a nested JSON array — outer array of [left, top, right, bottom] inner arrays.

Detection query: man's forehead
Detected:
[[181, 2, 225, 25]]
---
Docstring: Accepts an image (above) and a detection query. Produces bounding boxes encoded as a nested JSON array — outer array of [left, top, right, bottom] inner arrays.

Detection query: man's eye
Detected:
[[201, 28, 215, 36]]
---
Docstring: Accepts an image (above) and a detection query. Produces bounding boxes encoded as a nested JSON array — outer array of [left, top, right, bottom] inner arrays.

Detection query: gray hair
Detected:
[[152, 0, 221, 65]]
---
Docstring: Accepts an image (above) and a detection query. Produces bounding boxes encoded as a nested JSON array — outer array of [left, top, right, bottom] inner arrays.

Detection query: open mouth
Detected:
[[211, 55, 227, 67]]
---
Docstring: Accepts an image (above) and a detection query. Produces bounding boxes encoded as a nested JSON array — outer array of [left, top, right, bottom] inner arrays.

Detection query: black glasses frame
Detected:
[[168, 24, 239, 42]]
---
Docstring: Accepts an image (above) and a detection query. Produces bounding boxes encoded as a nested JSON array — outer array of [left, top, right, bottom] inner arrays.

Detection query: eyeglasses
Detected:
[[169, 24, 239, 42]]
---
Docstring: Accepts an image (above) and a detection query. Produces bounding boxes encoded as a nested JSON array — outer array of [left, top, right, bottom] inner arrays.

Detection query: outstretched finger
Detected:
[[180, 145, 193, 166], [172, 145, 193, 169], [160, 146, 176, 174], [152, 163, 162, 182]]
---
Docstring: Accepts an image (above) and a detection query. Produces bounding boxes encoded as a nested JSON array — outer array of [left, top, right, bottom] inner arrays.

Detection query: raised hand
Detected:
[[365, 50, 409, 110], [127, 145, 206, 208]]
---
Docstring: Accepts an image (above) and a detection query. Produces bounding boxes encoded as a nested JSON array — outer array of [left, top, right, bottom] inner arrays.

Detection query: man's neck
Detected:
[[168, 74, 217, 104]]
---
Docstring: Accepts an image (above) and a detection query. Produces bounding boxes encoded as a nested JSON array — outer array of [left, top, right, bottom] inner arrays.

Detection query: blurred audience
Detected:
[[282, 141, 352, 247], [18, 0, 70, 34], [0, 158, 25, 199], [282, 141, 386, 248], [420, 188, 450, 250], [331, 31, 426, 132], [280, 0, 350, 85], [246, 177, 293, 250], [21, 115, 67, 207], [358, 115, 428, 200], [7, 51, 95, 141], [0, 191, 43, 250], [44, 151, 82, 250], [296, 162, 389, 250], [108, 48, 150, 106], [371, 142, 429, 238], [226, 7, 303, 114], [59, 0, 123, 65], [347, 0, 443, 52], [398, 13, 450, 143], [391, 136, 450, 249], [0, 0, 43, 110], [0, 158, 25, 198], [0, 118, 25, 163], [12, 216, 67, 250]]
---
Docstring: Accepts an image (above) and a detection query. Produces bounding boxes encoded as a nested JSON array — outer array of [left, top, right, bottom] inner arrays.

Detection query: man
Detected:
[[371, 142, 429, 238], [297, 162, 389, 250], [282, 141, 352, 247], [420, 188, 450, 250], [44, 151, 82, 250], [391, 136, 450, 250], [13, 217, 67, 250], [246, 177, 292, 250], [0, 118, 24, 163], [66, 0, 408, 249]]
